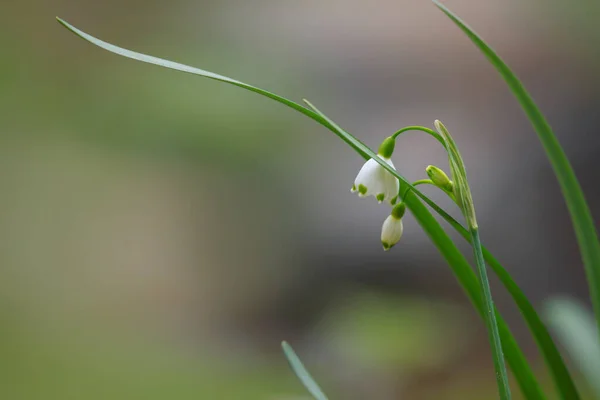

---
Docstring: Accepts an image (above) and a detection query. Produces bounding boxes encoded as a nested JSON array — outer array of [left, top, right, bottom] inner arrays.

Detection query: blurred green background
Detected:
[[2, 0, 600, 398]]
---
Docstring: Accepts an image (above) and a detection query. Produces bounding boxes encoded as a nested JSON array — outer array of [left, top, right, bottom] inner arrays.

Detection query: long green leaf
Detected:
[[54, 18, 369, 161], [399, 181, 545, 399], [546, 298, 600, 397], [435, 120, 510, 399], [425, 197, 580, 399], [433, 0, 600, 344], [55, 18, 545, 398], [54, 17, 439, 231], [282, 341, 329, 400]]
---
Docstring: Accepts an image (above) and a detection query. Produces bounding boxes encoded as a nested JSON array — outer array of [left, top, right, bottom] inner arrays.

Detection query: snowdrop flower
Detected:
[[381, 202, 406, 251], [351, 137, 400, 205]]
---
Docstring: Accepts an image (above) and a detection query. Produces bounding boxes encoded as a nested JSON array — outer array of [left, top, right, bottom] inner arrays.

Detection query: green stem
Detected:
[[404, 179, 456, 203], [412, 179, 434, 186], [402, 183, 545, 399], [414, 179, 511, 398], [472, 228, 512, 400], [391, 125, 445, 146], [419, 176, 577, 398]]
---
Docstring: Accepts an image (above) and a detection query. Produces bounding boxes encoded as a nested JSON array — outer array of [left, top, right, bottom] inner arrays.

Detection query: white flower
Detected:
[[381, 202, 406, 251], [381, 214, 403, 251], [351, 156, 399, 205]]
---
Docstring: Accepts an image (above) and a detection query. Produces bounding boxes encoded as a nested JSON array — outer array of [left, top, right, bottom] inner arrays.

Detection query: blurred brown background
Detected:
[[2, 0, 600, 398]]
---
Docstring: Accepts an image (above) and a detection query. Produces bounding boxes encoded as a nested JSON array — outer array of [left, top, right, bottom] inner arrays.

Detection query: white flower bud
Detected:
[[381, 203, 405, 251], [426, 165, 453, 193]]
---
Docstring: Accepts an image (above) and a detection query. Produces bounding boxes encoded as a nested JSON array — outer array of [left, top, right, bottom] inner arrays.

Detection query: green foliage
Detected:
[[306, 101, 542, 399], [425, 199, 579, 400], [281, 342, 329, 400], [434, 119, 511, 398], [433, 0, 600, 348], [546, 298, 600, 397]]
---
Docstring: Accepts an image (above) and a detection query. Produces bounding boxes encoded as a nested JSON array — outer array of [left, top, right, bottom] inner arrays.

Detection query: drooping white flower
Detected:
[[381, 202, 405, 251], [351, 137, 399, 205]]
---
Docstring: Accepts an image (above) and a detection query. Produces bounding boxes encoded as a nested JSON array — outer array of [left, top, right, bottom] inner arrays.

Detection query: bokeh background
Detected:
[[2, 0, 600, 398]]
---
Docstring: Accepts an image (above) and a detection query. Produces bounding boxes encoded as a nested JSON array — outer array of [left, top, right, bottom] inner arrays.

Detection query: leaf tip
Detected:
[[431, 0, 450, 15], [55, 16, 71, 31], [281, 340, 294, 355]]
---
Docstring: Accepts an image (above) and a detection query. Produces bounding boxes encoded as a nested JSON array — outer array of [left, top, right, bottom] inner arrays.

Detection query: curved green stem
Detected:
[[402, 179, 435, 201], [391, 125, 445, 147], [403, 179, 456, 205], [412, 178, 435, 187]]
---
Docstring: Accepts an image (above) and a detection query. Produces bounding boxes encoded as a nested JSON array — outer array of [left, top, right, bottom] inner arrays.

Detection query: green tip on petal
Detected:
[[376, 193, 385, 202], [351, 184, 357, 193], [377, 136, 396, 158], [382, 241, 393, 251], [390, 195, 398, 205], [358, 184, 368, 195]]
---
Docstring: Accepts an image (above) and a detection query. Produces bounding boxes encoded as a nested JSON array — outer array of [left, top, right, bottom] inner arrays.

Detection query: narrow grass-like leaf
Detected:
[[54, 17, 437, 218], [55, 17, 369, 160], [435, 120, 510, 399], [56, 19, 545, 398], [399, 181, 545, 399], [546, 298, 600, 397], [426, 198, 580, 399], [433, 0, 600, 342], [282, 341, 329, 400], [471, 228, 511, 399]]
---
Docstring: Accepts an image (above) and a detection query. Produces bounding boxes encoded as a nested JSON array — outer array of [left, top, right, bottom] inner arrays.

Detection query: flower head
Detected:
[[351, 137, 399, 205], [381, 202, 405, 251]]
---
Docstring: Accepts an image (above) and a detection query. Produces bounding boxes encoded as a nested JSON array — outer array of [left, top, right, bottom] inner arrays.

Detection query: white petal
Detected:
[[354, 159, 380, 194], [379, 158, 400, 203]]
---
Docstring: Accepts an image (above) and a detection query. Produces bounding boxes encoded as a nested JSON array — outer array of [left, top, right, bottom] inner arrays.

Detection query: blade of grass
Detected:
[[54, 17, 370, 161], [546, 298, 600, 397], [435, 120, 510, 399], [472, 228, 511, 399], [399, 181, 545, 399], [55, 19, 545, 398], [54, 17, 434, 220], [282, 341, 329, 400], [432, 0, 600, 341], [425, 196, 580, 399]]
